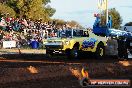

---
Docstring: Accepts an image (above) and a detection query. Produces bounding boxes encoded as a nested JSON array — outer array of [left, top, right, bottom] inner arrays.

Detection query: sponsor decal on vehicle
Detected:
[[82, 38, 97, 48]]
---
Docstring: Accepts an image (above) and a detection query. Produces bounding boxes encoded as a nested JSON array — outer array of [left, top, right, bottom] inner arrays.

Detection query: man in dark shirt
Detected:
[[117, 36, 128, 59]]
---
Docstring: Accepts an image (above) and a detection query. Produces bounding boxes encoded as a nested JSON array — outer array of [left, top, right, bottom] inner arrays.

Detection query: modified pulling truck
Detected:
[[45, 0, 132, 59], [45, 28, 107, 59], [45, 15, 109, 59], [45, 13, 132, 59], [45, 10, 114, 59]]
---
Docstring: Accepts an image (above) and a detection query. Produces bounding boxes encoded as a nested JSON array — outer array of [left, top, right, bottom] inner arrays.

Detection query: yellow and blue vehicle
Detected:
[[45, 28, 107, 59]]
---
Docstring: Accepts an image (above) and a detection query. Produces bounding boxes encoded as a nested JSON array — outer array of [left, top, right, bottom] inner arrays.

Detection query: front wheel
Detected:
[[95, 45, 105, 59], [46, 49, 53, 57], [66, 47, 79, 59]]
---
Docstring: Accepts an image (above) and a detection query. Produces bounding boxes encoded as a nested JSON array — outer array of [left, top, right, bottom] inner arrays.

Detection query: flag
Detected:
[[98, 0, 107, 10]]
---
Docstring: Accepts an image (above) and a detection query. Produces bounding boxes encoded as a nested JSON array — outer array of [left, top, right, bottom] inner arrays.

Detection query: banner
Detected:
[[80, 79, 131, 87], [3, 41, 16, 48], [98, 0, 107, 10]]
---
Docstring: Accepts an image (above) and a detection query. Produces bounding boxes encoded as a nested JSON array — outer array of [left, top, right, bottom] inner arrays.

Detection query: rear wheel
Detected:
[[46, 49, 53, 57], [95, 45, 105, 59]]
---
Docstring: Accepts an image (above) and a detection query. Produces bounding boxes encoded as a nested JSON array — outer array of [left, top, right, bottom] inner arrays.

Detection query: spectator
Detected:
[[117, 36, 128, 59], [0, 17, 7, 30]]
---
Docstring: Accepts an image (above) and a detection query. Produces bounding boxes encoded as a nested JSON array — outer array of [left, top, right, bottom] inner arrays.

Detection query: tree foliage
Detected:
[[42, 0, 51, 5], [0, 3, 16, 17], [100, 8, 122, 29], [0, 0, 83, 28], [125, 22, 132, 26], [6, 0, 56, 21], [45, 5, 56, 17], [52, 19, 83, 29], [67, 20, 83, 29], [52, 19, 66, 28]]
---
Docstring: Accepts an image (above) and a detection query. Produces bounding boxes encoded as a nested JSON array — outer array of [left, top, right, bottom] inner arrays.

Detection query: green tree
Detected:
[[42, 0, 51, 5], [52, 19, 66, 28], [100, 8, 122, 29], [7, 0, 55, 21], [67, 20, 83, 29], [52, 19, 83, 29], [0, 3, 16, 17], [125, 22, 132, 26], [45, 5, 56, 17]]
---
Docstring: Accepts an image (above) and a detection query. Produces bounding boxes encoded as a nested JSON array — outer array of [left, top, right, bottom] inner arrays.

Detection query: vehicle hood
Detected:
[[47, 37, 72, 42]]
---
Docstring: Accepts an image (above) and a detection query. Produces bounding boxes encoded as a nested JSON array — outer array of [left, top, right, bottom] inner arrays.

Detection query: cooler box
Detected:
[[31, 41, 39, 49]]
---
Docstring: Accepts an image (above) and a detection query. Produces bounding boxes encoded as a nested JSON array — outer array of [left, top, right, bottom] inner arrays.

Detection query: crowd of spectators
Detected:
[[0, 15, 82, 49], [0, 16, 61, 48]]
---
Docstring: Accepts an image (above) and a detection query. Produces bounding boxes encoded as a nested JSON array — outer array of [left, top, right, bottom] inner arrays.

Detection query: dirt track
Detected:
[[0, 49, 132, 88]]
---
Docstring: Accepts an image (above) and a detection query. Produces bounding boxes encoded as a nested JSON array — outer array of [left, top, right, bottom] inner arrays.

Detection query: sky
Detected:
[[49, 0, 132, 28]]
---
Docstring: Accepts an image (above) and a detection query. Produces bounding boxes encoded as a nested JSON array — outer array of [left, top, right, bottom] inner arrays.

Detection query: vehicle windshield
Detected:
[[57, 29, 89, 38], [58, 29, 72, 38]]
